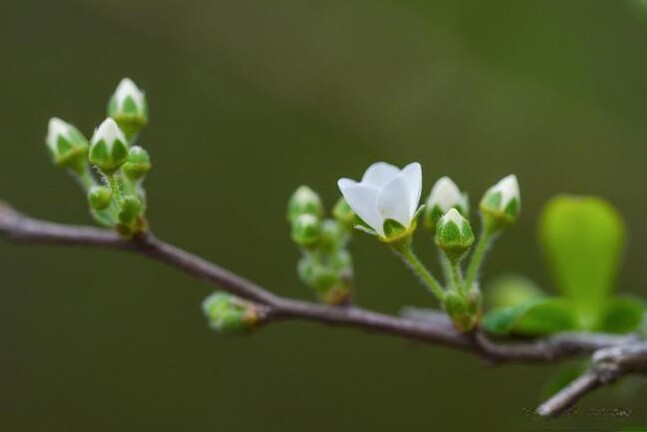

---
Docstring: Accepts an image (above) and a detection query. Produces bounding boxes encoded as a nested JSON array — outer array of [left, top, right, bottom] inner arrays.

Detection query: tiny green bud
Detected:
[[443, 291, 478, 332], [89, 118, 130, 173], [287, 186, 324, 222], [332, 197, 355, 229], [122, 146, 151, 180], [202, 292, 260, 334], [479, 175, 521, 229], [118, 195, 143, 224], [291, 214, 322, 247], [45, 118, 89, 171], [435, 209, 475, 261], [320, 220, 347, 252], [87, 185, 112, 210], [424, 177, 469, 232], [107, 78, 148, 139]]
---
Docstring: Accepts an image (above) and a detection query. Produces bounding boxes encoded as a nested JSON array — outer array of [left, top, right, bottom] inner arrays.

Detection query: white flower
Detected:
[[113, 78, 146, 112], [337, 161, 422, 236], [427, 176, 467, 213]]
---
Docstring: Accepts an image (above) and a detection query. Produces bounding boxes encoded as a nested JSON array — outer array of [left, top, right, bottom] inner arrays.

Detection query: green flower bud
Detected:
[[443, 291, 478, 332], [89, 118, 130, 173], [87, 185, 112, 210], [435, 209, 475, 261], [107, 78, 148, 139], [479, 175, 521, 229], [202, 292, 260, 334], [320, 220, 348, 252], [291, 214, 321, 247], [287, 186, 324, 222], [332, 197, 355, 229], [45, 118, 89, 171], [122, 146, 151, 181], [118, 195, 143, 224], [424, 177, 469, 232]]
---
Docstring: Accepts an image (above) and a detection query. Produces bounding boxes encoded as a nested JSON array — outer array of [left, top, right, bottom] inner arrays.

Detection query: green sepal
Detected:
[[87, 185, 113, 210]]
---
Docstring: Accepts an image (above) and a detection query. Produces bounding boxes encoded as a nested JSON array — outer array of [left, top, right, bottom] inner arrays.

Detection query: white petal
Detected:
[[401, 162, 422, 217], [92, 118, 127, 145], [361, 162, 400, 188], [115, 77, 145, 110], [46, 117, 70, 149], [494, 174, 520, 207], [377, 175, 411, 229], [338, 179, 383, 235], [443, 208, 464, 226], [428, 176, 462, 212]]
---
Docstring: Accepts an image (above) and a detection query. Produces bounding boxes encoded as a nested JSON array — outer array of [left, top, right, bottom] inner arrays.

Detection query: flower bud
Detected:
[[443, 291, 478, 332], [45, 118, 89, 170], [424, 177, 468, 232], [332, 197, 355, 229], [118, 195, 143, 225], [202, 292, 260, 334], [87, 185, 112, 210], [320, 219, 348, 252], [290, 214, 321, 247], [287, 186, 324, 222], [122, 146, 151, 181], [435, 209, 475, 261], [89, 118, 130, 173], [107, 78, 148, 139], [480, 175, 521, 229]]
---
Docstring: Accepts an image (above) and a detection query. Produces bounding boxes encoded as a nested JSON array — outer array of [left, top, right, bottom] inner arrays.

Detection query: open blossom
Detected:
[[337, 162, 422, 237]]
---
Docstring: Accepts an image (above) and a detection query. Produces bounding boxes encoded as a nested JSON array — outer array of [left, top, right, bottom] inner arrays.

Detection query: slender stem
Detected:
[[439, 254, 455, 290], [451, 260, 465, 296], [395, 246, 445, 302], [465, 224, 495, 291]]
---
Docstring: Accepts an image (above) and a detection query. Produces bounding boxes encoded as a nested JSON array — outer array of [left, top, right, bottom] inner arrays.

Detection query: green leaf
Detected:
[[598, 296, 645, 334], [486, 274, 545, 309], [483, 297, 577, 335], [539, 196, 625, 330]]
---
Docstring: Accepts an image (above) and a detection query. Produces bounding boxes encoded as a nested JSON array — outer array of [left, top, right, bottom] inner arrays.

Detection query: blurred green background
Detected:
[[2, 0, 647, 430]]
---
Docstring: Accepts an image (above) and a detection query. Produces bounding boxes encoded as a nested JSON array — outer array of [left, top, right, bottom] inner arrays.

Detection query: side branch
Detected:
[[0, 201, 637, 366]]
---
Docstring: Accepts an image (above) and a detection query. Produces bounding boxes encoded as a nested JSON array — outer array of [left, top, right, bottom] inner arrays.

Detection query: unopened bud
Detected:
[[45, 118, 89, 171], [202, 292, 260, 333], [89, 118, 130, 173], [424, 177, 469, 231], [122, 146, 151, 181], [107, 78, 148, 139], [435, 209, 475, 261], [480, 175, 521, 229], [287, 186, 324, 222], [88, 185, 112, 210], [291, 214, 321, 247]]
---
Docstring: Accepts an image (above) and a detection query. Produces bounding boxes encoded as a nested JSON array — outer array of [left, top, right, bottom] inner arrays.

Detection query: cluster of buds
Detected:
[[202, 292, 261, 334], [335, 161, 521, 332], [288, 186, 354, 305], [46, 78, 152, 237]]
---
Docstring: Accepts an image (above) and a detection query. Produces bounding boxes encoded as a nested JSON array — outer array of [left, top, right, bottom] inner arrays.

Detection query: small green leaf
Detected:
[[598, 296, 645, 334], [484, 298, 576, 335], [539, 196, 625, 330]]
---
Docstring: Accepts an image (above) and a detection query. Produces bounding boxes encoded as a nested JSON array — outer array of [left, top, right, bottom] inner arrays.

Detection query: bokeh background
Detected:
[[2, 0, 647, 430]]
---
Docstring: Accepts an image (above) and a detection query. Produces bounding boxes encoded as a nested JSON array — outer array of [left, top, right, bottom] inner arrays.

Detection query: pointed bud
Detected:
[[107, 78, 148, 139], [480, 175, 521, 229], [122, 146, 151, 181], [435, 209, 475, 261], [202, 292, 260, 334], [287, 186, 324, 222], [424, 177, 469, 231], [332, 197, 355, 229], [291, 214, 321, 247], [45, 118, 89, 170], [89, 118, 130, 173], [87, 185, 112, 210]]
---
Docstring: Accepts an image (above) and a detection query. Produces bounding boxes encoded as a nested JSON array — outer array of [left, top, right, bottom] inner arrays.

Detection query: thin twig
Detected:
[[536, 343, 647, 417], [0, 200, 640, 370]]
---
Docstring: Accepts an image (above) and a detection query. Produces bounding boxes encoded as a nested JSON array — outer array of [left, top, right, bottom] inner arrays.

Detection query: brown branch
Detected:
[[0, 200, 639, 368], [536, 343, 647, 417]]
